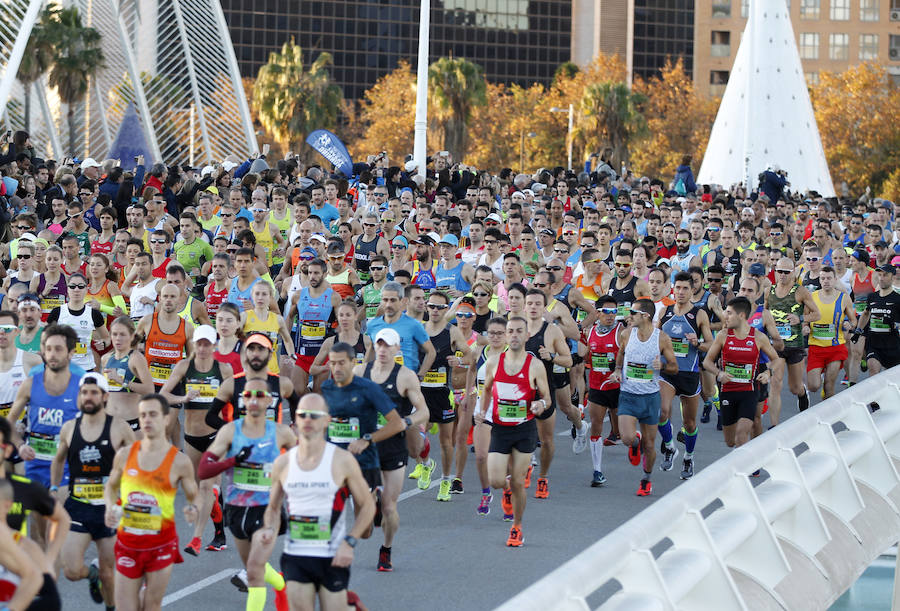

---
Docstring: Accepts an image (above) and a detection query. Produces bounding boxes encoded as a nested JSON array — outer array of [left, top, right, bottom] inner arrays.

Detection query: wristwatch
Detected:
[[403, 416, 413, 429], [362, 433, 373, 443], [343, 535, 358, 548]]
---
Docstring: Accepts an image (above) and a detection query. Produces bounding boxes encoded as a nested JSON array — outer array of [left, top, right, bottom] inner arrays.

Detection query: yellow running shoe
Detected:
[[408, 462, 424, 480], [436, 479, 451, 501]]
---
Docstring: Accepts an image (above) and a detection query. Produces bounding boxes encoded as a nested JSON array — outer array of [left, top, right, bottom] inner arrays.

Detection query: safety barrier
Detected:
[[497, 366, 900, 611]]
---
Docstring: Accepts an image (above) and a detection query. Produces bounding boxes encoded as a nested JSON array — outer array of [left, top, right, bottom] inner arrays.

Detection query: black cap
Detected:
[[877, 264, 897, 274]]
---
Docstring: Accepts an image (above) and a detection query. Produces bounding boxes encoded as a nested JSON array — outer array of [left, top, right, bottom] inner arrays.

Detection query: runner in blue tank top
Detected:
[[656, 272, 713, 480], [8, 325, 82, 488], [198, 378, 296, 611]]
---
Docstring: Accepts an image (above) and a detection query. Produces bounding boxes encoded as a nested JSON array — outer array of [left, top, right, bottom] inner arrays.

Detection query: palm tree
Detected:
[[576, 82, 647, 170], [16, 5, 59, 132], [252, 38, 342, 159], [46, 6, 105, 155], [428, 57, 487, 160]]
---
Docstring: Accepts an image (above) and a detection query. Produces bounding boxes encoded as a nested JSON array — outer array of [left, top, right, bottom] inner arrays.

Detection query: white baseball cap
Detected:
[[80, 157, 101, 170], [193, 324, 217, 345], [375, 328, 401, 347], [222, 161, 238, 172], [80, 372, 109, 392]]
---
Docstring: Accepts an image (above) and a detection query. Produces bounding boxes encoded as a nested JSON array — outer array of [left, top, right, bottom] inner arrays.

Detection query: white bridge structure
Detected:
[[0, 0, 257, 163], [500, 366, 900, 610]]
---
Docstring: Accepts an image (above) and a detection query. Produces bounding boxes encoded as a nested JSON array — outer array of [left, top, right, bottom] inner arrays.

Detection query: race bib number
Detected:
[[854, 300, 867, 314], [185, 381, 218, 402], [422, 369, 447, 388], [870, 315, 889, 331], [497, 399, 527, 424], [811, 323, 835, 340], [625, 362, 653, 381], [28, 432, 57, 461], [233, 461, 273, 491], [376, 412, 387, 430], [591, 354, 612, 373], [41, 297, 63, 312], [725, 363, 753, 381], [776, 324, 792, 339], [394, 354, 404, 366], [328, 417, 360, 444], [576, 309, 588, 323], [301, 323, 325, 339], [552, 363, 568, 374], [365, 304, 379, 319], [121, 503, 162, 535], [671, 339, 689, 357], [72, 476, 106, 505], [616, 303, 630, 319], [289, 515, 331, 544], [149, 363, 173, 384], [75, 342, 88, 355]]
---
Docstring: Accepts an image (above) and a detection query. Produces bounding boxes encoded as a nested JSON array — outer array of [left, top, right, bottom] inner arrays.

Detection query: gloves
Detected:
[[235, 445, 254, 462]]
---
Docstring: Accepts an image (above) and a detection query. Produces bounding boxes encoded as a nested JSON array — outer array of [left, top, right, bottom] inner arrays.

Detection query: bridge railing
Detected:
[[498, 366, 900, 611]]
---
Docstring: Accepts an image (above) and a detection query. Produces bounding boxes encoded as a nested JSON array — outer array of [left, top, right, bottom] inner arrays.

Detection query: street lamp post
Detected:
[[413, 0, 430, 178], [550, 103, 574, 171], [519, 130, 536, 173]]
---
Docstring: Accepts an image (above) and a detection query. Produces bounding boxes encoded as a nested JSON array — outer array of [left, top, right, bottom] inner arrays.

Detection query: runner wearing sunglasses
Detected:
[[199, 378, 296, 611]]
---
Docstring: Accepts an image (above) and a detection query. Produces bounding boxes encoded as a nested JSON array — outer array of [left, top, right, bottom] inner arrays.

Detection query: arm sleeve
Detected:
[[46, 308, 60, 324], [92, 309, 106, 327], [197, 451, 236, 480], [205, 397, 228, 430]]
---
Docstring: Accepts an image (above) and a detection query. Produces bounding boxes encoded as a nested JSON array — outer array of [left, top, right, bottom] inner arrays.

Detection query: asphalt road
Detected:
[[57, 380, 839, 610]]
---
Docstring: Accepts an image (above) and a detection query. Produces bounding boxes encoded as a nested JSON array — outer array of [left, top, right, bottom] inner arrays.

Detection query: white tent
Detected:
[[697, 0, 835, 197]]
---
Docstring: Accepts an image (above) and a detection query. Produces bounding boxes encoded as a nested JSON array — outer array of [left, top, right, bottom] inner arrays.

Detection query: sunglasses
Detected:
[[806, 256, 820, 262], [427, 303, 449, 310], [369, 266, 385, 271], [487, 330, 505, 336], [327, 255, 344, 260], [473, 292, 490, 297], [769, 231, 783, 237], [381, 219, 395, 223], [391, 244, 406, 249], [532, 282, 548, 288], [241, 390, 271, 399], [16, 254, 31, 260], [628, 309, 647, 316], [614, 263, 632, 268], [363, 222, 376, 227], [553, 249, 569, 254], [775, 269, 792, 274], [0, 325, 16, 333], [15, 226, 31, 231], [707, 227, 721, 232], [546, 265, 563, 271], [296, 411, 327, 420], [563, 231, 577, 236], [373, 192, 388, 197], [456, 312, 474, 318], [485, 221, 499, 226], [251, 208, 267, 213], [220, 213, 234, 218], [585, 258, 602, 264], [299, 255, 314, 262], [600, 307, 618, 315], [67, 213, 82, 218], [68, 283, 87, 290], [150, 239, 167, 244], [707, 277, 723, 282]]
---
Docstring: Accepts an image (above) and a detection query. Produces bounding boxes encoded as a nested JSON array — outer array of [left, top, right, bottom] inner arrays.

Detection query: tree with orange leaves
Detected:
[[810, 62, 900, 196]]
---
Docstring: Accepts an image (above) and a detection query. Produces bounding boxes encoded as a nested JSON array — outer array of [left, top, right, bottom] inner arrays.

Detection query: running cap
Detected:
[[80, 372, 109, 392], [244, 332, 273, 350], [193, 324, 217, 344], [374, 328, 401, 347]]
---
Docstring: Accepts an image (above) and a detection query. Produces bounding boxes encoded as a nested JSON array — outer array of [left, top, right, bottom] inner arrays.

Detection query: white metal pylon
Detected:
[[1, 0, 257, 163], [698, 0, 835, 197]]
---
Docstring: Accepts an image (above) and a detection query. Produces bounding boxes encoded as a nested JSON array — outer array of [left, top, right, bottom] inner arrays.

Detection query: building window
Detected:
[[801, 0, 820, 18], [741, 0, 749, 17], [829, 33, 849, 59], [890, 35, 900, 60], [712, 1, 731, 17], [860, 0, 879, 20], [830, 0, 850, 19], [710, 70, 729, 95], [711, 31, 731, 56], [859, 34, 879, 59], [806, 72, 820, 85], [799, 32, 820, 58]]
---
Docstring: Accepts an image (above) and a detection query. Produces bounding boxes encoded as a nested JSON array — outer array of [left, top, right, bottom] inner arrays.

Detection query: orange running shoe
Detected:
[[506, 525, 524, 547], [535, 477, 549, 499], [523, 464, 533, 489], [636, 478, 652, 496], [628, 432, 642, 466]]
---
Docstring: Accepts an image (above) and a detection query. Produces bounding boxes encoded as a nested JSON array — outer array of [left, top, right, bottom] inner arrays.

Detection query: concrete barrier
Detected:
[[497, 366, 900, 611]]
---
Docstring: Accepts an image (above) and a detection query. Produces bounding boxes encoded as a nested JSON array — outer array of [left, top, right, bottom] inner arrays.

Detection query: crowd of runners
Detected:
[[0, 136, 898, 610]]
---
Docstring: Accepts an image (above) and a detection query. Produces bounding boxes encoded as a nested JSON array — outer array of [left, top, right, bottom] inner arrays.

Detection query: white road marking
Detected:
[[398, 478, 440, 501], [162, 568, 235, 607]]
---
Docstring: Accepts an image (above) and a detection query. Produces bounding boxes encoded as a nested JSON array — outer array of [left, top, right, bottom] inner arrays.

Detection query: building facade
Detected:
[[222, 0, 573, 100], [695, 0, 900, 96]]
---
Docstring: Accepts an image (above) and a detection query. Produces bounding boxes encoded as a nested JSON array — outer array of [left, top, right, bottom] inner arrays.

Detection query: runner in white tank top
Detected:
[[611, 300, 678, 497], [260, 394, 375, 609]]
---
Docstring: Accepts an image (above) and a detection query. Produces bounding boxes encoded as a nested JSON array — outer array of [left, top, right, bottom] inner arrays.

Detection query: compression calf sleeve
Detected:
[[589, 436, 603, 472], [658, 419, 673, 447], [684, 427, 698, 456], [264, 563, 285, 590], [246, 586, 266, 611]]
